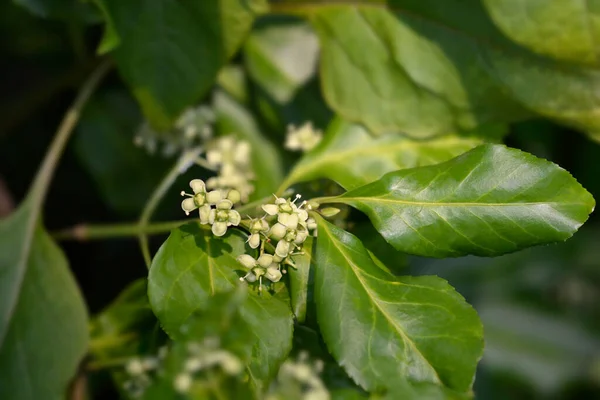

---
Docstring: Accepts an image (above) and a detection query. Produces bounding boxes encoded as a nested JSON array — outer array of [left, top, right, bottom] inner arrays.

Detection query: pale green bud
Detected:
[[248, 233, 261, 249], [257, 254, 274, 268], [321, 207, 341, 217], [265, 267, 282, 282], [276, 240, 291, 258], [269, 223, 287, 240], [237, 254, 256, 269], [226, 189, 241, 204]]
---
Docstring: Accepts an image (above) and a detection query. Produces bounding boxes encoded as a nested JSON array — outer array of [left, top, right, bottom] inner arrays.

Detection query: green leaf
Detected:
[[314, 218, 483, 393], [92, 0, 120, 54], [245, 18, 320, 103], [213, 90, 284, 201], [13, 0, 98, 21], [281, 118, 482, 191], [288, 237, 314, 323], [243, 16, 332, 132], [377, 379, 471, 400], [0, 203, 88, 399], [148, 223, 293, 391], [305, 1, 600, 137], [328, 144, 595, 258], [74, 90, 170, 216], [101, 0, 267, 130]]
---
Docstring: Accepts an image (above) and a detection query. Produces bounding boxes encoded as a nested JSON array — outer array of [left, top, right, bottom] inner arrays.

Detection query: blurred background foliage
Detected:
[[0, 1, 599, 399]]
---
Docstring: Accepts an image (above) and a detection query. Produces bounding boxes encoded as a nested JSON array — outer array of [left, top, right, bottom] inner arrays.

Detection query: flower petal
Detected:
[[248, 233, 261, 249], [212, 221, 227, 237], [257, 254, 274, 268], [275, 240, 291, 258], [199, 204, 211, 224], [265, 267, 282, 282], [228, 210, 241, 226], [206, 190, 224, 205], [181, 198, 197, 214], [189, 179, 206, 194], [262, 204, 279, 215], [269, 223, 287, 241]]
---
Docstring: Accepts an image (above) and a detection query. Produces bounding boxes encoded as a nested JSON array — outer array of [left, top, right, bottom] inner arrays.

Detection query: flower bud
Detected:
[[226, 189, 241, 204], [237, 254, 256, 269], [269, 223, 287, 240]]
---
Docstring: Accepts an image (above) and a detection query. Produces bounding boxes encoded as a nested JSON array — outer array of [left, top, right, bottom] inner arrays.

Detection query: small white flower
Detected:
[[207, 199, 241, 237], [173, 373, 192, 393], [125, 358, 145, 376], [180, 179, 208, 216], [285, 122, 323, 152], [265, 267, 283, 282]]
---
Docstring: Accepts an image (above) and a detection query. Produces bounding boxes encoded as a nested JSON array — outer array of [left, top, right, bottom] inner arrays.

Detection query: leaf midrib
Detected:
[[337, 196, 587, 207], [320, 221, 442, 385]]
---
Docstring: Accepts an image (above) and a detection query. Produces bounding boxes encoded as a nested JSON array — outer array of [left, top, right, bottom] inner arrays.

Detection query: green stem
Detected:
[[138, 147, 203, 268], [53, 219, 191, 241]]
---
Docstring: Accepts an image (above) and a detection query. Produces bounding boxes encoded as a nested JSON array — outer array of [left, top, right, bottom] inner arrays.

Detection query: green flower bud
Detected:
[[248, 233, 261, 249], [226, 189, 241, 204], [276, 240, 291, 258], [269, 223, 287, 240], [265, 267, 282, 282], [237, 254, 256, 269], [257, 254, 274, 268], [321, 207, 341, 218]]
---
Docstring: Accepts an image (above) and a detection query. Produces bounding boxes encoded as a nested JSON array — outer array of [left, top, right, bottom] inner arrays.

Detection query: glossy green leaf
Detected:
[[314, 218, 483, 393], [281, 118, 482, 191], [0, 203, 88, 399], [329, 144, 595, 258], [101, 0, 267, 130], [148, 223, 293, 391], [213, 90, 284, 201], [303, 1, 600, 137], [288, 237, 314, 323], [74, 90, 170, 216]]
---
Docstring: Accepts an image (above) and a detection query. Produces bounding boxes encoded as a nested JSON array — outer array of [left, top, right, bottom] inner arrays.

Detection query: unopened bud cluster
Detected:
[[181, 179, 242, 237]]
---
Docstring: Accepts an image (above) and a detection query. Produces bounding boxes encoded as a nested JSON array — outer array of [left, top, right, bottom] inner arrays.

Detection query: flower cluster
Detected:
[[123, 354, 162, 398], [173, 338, 243, 394], [181, 179, 241, 237], [284, 122, 322, 152], [134, 106, 214, 156], [266, 351, 329, 400], [205, 135, 255, 202], [236, 194, 317, 290]]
